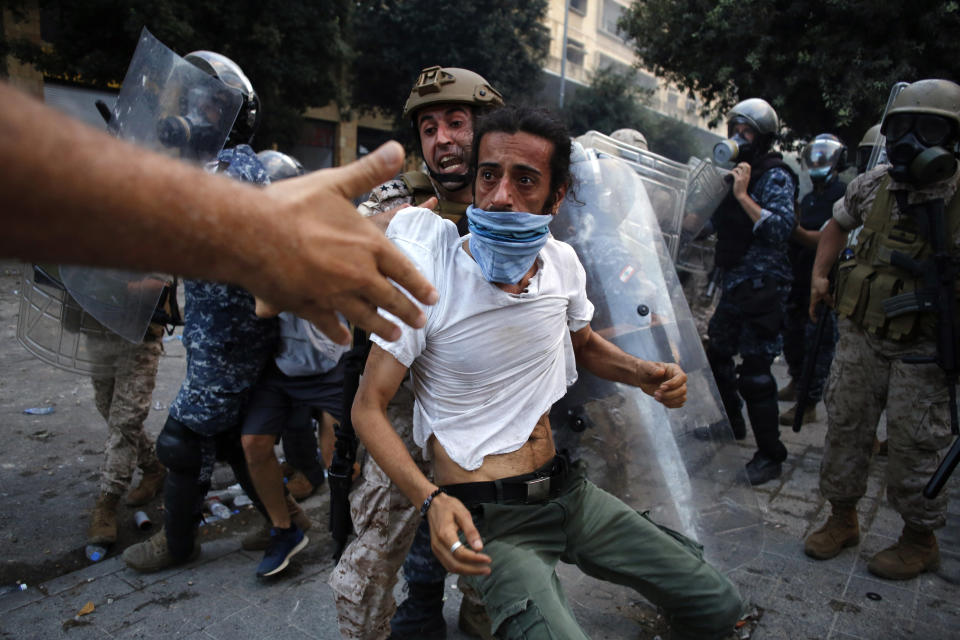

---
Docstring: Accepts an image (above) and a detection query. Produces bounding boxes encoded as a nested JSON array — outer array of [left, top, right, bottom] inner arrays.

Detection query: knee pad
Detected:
[[156, 416, 203, 475], [737, 358, 776, 401]]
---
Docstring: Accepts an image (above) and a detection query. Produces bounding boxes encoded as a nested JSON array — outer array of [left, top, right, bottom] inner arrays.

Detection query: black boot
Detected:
[[745, 450, 782, 486], [388, 580, 447, 639]]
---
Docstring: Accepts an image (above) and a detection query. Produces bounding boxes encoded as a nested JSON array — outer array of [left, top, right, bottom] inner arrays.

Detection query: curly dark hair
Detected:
[[470, 105, 573, 212]]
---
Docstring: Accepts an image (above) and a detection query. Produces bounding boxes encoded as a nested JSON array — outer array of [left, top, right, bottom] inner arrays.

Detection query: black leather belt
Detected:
[[442, 454, 569, 507]]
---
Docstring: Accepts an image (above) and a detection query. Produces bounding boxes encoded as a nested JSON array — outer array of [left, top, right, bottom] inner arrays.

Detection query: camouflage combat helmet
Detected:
[[185, 50, 260, 146], [859, 123, 881, 149], [881, 79, 960, 135], [402, 66, 503, 121], [610, 128, 648, 151]]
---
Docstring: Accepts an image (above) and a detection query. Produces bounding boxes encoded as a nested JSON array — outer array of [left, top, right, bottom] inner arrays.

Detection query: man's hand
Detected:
[[809, 274, 833, 321], [248, 142, 438, 344], [427, 493, 491, 576], [635, 361, 687, 408]]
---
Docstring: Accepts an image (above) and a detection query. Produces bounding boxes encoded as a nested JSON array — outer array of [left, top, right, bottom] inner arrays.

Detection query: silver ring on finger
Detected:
[[450, 540, 463, 555]]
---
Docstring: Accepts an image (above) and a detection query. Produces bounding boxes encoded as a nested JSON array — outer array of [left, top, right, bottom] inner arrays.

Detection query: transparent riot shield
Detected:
[[17, 264, 123, 376], [866, 81, 909, 172], [61, 28, 242, 343], [550, 151, 762, 574]]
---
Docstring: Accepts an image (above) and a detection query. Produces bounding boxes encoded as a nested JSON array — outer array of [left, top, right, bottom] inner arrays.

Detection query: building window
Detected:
[[600, 0, 625, 40], [566, 38, 586, 67], [570, 0, 587, 16]]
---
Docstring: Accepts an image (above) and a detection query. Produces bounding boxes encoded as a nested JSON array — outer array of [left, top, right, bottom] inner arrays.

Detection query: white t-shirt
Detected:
[[372, 207, 594, 470]]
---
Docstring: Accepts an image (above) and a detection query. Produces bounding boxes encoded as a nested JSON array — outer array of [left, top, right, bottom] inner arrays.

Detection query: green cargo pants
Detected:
[[463, 463, 743, 640]]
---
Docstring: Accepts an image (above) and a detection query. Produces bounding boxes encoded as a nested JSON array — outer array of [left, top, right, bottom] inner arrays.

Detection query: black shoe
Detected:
[[389, 581, 447, 640], [745, 452, 782, 486]]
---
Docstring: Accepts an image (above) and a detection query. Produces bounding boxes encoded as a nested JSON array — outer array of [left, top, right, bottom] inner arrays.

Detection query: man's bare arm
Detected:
[[353, 345, 490, 575], [570, 325, 687, 408], [808, 219, 850, 321], [0, 81, 437, 344]]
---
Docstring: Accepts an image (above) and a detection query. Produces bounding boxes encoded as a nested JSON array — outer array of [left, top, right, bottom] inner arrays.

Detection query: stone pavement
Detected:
[[2, 366, 958, 639]]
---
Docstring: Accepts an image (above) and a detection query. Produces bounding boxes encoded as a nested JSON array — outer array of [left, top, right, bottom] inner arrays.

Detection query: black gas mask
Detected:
[[714, 120, 760, 165], [884, 113, 958, 185], [157, 87, 228, 159]]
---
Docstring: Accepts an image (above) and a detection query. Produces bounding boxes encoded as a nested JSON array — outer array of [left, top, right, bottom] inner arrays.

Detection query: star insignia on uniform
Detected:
[[380, 185, 390, 192], [391, 182, 402, 190]]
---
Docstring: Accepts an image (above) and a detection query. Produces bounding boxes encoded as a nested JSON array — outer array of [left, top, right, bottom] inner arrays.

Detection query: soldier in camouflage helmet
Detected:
[[804, 79, 960, 580], [702, 98, 798, 486], [123, 52, 286, 573], [331, 65, 502, 640]]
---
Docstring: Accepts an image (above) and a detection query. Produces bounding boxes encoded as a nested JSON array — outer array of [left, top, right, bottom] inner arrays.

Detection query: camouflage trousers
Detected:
[[89, 326, 164, 496], [820, 317, 953, 530], [328, 385, 433, 640]]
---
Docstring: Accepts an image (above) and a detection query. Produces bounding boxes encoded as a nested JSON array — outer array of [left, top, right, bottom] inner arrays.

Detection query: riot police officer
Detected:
[[122, 50, 283, 572], [804, 79, 960, 580], [705, 98, 797, 486], [778, 134, 847, 426]]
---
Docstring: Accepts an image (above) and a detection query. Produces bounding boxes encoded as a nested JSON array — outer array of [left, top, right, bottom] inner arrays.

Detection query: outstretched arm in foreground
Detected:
[[0, 81, 436, 344], [570, 325, 688, 408], [351, 344, 492, 576]]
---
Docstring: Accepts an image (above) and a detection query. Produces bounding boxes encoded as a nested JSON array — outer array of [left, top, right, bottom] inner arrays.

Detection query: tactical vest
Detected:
[[834, 175, 960, 340], [713, 153, 798, 269], [400, 171, 469, 235]]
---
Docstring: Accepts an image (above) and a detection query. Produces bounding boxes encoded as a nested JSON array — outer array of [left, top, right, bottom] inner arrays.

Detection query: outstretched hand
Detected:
[[427, 493, 491, 576], [248, 142, 438, 344], [635, 360, 687, 408]]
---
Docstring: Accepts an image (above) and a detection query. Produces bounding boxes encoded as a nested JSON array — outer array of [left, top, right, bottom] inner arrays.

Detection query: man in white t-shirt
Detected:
[[353, 105, 743, 640]]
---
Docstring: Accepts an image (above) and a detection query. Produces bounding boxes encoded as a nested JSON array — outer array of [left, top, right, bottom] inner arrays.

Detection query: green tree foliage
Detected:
[[0, 0, 352, 148], [562, 67, 717, 163], [350, 0, 550, 141], [618, 0, 960, 146]]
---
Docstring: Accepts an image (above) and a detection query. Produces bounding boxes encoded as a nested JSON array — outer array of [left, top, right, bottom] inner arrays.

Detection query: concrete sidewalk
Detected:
[[2, 373, 958, 640]]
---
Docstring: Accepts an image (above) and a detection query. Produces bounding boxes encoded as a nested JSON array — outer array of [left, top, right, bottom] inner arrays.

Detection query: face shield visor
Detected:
[[802, 137, 844, 182]]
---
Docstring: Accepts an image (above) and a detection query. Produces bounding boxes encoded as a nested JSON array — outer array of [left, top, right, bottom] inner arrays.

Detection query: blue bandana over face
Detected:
[[466, 205, 552, 284]]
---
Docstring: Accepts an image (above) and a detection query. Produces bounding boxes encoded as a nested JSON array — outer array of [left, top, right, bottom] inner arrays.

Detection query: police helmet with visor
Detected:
[[802, 134, 847, 182], [184, 50, 261, 146]]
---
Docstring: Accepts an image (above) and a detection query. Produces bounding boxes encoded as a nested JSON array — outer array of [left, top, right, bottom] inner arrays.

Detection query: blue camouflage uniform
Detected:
[[706, 154, 796, 462], [157, 145, 280, 560]]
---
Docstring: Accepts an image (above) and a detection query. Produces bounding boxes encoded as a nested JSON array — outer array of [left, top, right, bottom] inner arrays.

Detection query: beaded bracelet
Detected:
[[420, 487, 446, 517]]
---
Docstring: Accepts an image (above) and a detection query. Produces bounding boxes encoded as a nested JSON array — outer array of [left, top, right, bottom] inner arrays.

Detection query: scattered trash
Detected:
[[162, 334, 182, 343], [233, 494, 252, 508], [205, 497, 231, 521], [152, 401, 166, 411], [85, 545, 106, 562], [187, 580, 194, 586], [866, 592, 882, 601], [77, 601, 95, 616], [23, 407, 55, 415], [134, 511, 152, 530], [0, 582, 27, 596], [106, 598, 113, 604]]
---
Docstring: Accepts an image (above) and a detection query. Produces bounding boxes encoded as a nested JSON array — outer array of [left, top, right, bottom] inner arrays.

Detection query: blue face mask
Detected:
[[808, 166, 833, 183], [466, 205, 552, 284]]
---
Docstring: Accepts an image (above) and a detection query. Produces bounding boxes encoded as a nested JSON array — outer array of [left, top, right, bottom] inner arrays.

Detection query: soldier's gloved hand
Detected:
[[248, 142, 438, 345]]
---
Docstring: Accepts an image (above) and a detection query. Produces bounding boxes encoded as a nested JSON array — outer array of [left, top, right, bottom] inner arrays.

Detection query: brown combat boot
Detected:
[[87, 492, 121, 545], [285, 470, 315, 501], [241, 493, 313, 551], [779, 403, 817, 426], [777, 378, 797, 401], [125, 462, 167, 506], [804, 501, 859, 560], [868, 523, 940, 580]]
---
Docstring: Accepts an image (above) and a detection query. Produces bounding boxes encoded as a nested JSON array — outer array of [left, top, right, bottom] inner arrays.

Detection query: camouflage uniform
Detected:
[[819, 168, 959, 530], [706, 157, 795, 461], [331, 175, 461, 640], [158, 145, 278, 560], [782, 179, 846, 402], [89, 322, 165, 496]]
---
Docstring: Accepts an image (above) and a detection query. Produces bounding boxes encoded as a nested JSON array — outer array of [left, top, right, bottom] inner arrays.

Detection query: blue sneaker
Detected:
[[256, 525, 308, 578]]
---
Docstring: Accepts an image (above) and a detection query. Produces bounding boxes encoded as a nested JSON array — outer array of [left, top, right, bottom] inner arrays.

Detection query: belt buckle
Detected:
[[524, 476, 551, 503]]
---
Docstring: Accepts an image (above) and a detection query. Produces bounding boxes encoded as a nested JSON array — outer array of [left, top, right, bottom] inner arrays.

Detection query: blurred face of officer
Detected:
[[417, 104, 474, 188], [474, 131, 566, 215], [730, 122, 757, 144]]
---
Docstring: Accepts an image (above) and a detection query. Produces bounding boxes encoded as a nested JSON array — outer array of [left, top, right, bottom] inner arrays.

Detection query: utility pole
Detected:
[[558, 0, 570, 108]]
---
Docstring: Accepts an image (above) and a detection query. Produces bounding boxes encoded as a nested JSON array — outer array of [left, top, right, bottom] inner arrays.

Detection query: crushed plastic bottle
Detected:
[[206, 497, 231, 520], [233, 494, 252, 508], [23, 407, 55, 415], [85, 545, 106, 562]]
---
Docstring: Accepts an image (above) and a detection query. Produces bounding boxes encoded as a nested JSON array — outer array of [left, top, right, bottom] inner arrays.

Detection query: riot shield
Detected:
[[866, 81, 909, 172], [52, 28, 242, 345], [550, 150, 763, 573], [17, 264, 123, 376]]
